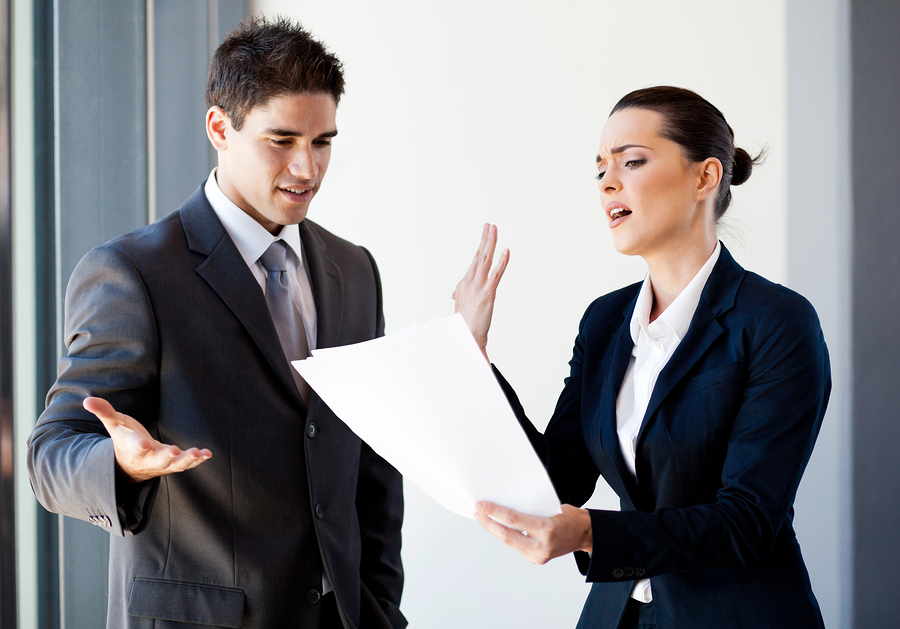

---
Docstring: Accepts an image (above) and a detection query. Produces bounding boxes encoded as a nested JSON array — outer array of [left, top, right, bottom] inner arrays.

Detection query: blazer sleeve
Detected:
[[582, 291, 831, 582], [355, 248, 406, 628], [27, 245, 161, 537]]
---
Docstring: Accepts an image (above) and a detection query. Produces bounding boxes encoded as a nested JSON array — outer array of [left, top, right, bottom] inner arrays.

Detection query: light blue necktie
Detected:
[[259, 240, 311, 404]]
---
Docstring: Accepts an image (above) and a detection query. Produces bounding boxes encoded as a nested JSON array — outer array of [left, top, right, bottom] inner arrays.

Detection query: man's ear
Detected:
[[695, 157, 723, 202], [206, 106, 230, 151]]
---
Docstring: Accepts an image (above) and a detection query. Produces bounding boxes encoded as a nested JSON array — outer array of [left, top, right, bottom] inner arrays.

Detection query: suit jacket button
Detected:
[[623, 567, 634, 578], [612, 568, 625, 579], [635, 567, 646, 577], [315, 504, 324, 519], [306, 589, 321, 604], [307, 423, 317, 438]]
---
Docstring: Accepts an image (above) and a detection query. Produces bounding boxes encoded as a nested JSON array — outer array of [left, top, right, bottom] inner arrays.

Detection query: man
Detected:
[[27, 17, 405, 629]]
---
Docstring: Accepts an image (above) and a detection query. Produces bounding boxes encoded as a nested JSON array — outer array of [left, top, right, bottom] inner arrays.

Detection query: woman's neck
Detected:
[[645, 236, 717, 322]]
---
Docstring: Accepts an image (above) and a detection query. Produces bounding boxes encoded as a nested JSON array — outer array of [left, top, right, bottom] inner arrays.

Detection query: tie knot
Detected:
[[260, 240, 288, 273]]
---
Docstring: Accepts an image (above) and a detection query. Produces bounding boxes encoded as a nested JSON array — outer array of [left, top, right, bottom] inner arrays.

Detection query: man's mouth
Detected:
[[281, 186, 312, 200]]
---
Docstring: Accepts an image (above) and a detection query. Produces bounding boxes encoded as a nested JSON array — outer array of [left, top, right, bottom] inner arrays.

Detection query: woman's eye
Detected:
[[595, 171, 605, 181], [624, 159, 645, 168]]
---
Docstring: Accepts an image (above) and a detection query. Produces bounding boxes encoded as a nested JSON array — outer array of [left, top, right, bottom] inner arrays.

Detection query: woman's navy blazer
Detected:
[[495, 244, 830, 629]]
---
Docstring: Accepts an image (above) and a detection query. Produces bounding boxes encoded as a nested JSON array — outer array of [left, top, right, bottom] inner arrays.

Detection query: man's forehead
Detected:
[[244, 91, 338, 132]]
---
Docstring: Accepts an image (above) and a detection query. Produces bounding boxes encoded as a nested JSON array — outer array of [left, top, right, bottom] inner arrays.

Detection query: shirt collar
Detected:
[[629, 241, 722, 344], [204, 168, 304, 268]]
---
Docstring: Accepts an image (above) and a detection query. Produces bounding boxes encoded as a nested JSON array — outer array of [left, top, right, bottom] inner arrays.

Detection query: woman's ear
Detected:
[[206, 106, 230, 151], [695, 157, 723, 202]]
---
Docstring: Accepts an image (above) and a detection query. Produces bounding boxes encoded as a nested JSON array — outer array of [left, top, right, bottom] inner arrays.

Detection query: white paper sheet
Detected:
[[293, 313, 561, 519]]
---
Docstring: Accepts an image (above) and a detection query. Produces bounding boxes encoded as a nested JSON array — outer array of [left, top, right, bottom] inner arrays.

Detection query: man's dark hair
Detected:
[[206, 16, 345, 131]]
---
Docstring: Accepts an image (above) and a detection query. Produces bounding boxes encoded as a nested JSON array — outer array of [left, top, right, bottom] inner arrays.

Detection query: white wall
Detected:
[[252, 1, 789, 626]]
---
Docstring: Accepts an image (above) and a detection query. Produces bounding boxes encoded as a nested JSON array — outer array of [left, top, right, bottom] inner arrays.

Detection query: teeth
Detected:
[[610, 208, 630, 220]]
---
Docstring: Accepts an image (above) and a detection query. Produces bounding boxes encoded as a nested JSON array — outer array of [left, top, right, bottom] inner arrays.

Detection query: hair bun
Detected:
[[731, 147, 753, 186]]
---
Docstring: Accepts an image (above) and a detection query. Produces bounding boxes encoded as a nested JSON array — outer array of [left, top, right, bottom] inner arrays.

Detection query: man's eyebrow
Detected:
[[596, 144, 652, 163], [263, 128, 339, 138]]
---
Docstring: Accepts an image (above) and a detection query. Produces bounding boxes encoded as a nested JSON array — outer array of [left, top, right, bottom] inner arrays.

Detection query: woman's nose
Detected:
[[600, 167, 621, 192]]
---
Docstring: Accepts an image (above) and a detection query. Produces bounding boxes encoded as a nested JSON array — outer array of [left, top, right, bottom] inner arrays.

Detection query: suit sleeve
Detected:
[[356, 248, 406, 628], [582, 292, 831, 581], [27, 245, 161, 537]]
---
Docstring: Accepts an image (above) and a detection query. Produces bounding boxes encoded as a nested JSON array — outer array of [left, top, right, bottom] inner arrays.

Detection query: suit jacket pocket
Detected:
[[127, 577, 244, 628], [679, 359, 744, 398]]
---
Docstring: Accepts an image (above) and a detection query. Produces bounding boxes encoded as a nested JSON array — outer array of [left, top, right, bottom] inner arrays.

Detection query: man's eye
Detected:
[[271, 139, 291, 146], [314, 139, 332, 147]]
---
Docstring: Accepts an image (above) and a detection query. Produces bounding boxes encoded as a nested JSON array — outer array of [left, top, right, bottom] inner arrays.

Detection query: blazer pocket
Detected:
[[127, 577, 245, 628], [679, 359, 744, 398]]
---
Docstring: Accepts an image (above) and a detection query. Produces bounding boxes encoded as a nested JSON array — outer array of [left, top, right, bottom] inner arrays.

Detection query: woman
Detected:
[[453, 87, 830, 629]]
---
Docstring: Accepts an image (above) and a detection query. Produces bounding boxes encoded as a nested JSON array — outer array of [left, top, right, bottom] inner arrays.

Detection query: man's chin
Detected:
[[279, 210, 310, 228], [268, 202, 311, 227]]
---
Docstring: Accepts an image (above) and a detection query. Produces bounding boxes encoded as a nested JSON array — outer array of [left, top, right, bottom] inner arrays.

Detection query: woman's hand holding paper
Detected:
[[473, 501, 593, 565]]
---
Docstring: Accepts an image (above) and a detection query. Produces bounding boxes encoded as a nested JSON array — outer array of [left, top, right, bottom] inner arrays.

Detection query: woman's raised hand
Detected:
[[452, 224, 510, 364]]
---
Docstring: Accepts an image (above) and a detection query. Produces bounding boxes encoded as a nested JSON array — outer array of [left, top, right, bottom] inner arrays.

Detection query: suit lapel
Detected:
[[300, 221, 344, 350], [180, 187, 307, 408], [636, 244, 745, 445], [598, 295, 641, 508]]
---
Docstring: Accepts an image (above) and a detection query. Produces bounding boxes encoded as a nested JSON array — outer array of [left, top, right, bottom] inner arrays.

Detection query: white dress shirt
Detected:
[[615, 241, 721, 603], [204, 169, 317, 351]]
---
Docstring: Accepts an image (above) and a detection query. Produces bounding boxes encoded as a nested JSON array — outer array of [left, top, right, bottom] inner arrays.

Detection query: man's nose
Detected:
[[289, 147, 317, 179]]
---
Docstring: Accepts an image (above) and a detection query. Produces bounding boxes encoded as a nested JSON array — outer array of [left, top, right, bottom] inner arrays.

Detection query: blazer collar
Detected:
[[635, 243, 745, 444], [299, 219, 344, 350], [601, 304, 642, 508], [179, 186, 342, 409], [600, 243, 745, 504]]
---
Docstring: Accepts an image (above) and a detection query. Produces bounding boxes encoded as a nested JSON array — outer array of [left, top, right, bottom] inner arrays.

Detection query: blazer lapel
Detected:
[[180, 187, 307, 408], [636, 244, 745, 444], [300, 221, 344, 350], [598, 295, 641, 508]]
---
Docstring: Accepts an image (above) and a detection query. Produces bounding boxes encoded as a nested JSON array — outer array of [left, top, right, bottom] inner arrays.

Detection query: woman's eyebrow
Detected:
[[596, 144, 652, 163]]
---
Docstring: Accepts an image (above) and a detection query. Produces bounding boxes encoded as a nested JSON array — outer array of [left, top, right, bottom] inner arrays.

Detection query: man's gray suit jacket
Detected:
[[27, 186, 406, 629]]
